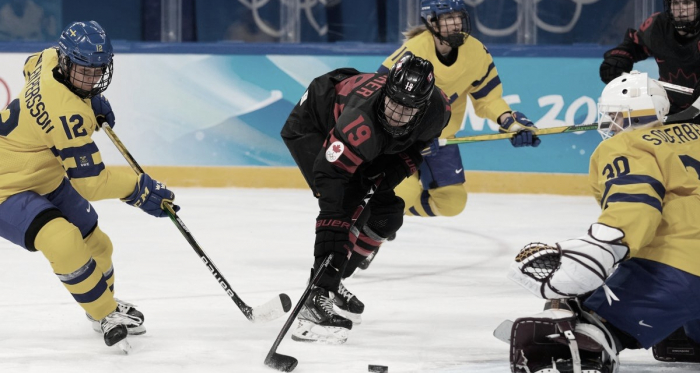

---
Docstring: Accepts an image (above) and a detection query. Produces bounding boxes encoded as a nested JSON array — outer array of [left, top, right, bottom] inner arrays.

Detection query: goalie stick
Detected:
[[102, 125, 291, 323], [440, 80, 699, 145], [264, 177, 382, 372]]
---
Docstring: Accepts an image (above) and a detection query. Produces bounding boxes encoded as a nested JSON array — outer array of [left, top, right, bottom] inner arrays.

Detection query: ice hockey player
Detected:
[[359, 0, 542, 271], [506, 71, 700, 372], [0, 21, 178, 351], [378, 0, 541, 219], [280, 54, 450, 344], [600, 0, 700, 114]]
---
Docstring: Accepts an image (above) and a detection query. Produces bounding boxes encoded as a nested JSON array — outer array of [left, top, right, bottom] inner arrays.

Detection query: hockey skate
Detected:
[[100, 309, 142, 353], [291, 286, 353, 344], [87, 299, 145, 335], [331, 281, 364, 325]]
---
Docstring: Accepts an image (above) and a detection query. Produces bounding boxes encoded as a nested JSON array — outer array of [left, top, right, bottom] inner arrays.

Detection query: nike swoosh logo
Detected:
[[455, 168, 463, 173], [86, 205, 91, 213], [639, 320, 653, 328]]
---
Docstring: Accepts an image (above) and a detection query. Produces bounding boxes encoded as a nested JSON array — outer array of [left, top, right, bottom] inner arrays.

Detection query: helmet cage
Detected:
[[377, 95, 428, 137], [597, 104, 660, 140], [665, 0, 700, 35], [420, 0, 471, 48], [58, 56, 113, 99], [57, 21, 114, 99]]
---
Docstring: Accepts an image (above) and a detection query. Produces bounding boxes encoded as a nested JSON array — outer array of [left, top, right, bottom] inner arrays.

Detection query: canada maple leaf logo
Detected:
[[325, 141, 345, 162]]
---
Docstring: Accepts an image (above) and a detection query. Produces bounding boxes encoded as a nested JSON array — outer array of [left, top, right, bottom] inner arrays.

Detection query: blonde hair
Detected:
[[403, 25, 429, 41]]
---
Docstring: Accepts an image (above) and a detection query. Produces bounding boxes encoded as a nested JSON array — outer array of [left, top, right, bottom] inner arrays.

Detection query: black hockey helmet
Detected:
[[420, 0, 471, 48], [378, 54, 435, 138], [665, 0, 700, 35]]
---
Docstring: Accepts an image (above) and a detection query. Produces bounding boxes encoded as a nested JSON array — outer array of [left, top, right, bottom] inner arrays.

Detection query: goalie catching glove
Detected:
[[508, 223, 629, 299]]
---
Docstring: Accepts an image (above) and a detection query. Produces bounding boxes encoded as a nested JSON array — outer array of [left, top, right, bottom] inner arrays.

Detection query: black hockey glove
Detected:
[[365, 150, 421, 191], [599, 55, 633, 84], [314, 214, 353, 289]]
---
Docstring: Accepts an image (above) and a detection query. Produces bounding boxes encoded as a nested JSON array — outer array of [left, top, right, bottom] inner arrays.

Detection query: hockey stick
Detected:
[[264, 177, 383, 372], [439, 81, 697, 146], [102, 125, 291, 323], [438, 123, 599, 145], [441, 86, 700, 145]]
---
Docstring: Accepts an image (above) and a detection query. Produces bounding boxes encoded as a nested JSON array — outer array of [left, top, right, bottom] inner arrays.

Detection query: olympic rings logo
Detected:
[[237, 0, 328, 37], [464, 0, 602, 36]]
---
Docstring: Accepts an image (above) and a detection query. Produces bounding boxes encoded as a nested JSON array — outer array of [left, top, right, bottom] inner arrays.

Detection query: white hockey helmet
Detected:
[[597, 71, 670, 140]]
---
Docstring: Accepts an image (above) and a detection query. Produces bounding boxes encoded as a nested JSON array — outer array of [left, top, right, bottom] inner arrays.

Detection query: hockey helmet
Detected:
[[665, 0, 700, 35], [57, 21, 114, 99], [597, 71, 669, 140], [379, 54, 435, 138], [420, 0, 471, 48]]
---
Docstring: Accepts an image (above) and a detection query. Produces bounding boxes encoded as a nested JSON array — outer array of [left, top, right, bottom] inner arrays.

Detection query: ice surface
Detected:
[[0, 188, 695, 372]]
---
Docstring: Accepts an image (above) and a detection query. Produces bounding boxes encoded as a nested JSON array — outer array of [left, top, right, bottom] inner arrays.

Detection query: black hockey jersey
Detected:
[[605, 12, 700, 113], [286, 67, 451, 216]]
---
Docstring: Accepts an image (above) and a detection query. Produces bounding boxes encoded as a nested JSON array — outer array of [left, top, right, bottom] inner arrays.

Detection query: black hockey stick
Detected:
[[264, 177, 382, 372], [102, 125, 291, 323]]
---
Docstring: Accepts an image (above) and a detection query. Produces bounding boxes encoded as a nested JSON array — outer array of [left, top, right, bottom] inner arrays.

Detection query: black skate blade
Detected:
[[264, 352, 298, 372]]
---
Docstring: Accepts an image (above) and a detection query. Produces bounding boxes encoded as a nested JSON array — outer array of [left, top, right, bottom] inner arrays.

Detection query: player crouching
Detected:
[[505, 71, 700, 372]]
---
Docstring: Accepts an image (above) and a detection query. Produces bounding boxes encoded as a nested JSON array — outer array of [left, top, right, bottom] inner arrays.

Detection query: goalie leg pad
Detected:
[[510, 305, 619, 373]]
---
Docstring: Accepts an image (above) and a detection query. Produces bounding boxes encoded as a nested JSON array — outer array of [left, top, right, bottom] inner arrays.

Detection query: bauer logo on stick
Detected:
[[325, 141, 344, 162]]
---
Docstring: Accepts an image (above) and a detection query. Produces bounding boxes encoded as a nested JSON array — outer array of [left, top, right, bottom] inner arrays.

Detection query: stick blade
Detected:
[[265, 352, 298, 372], [251, 293, 293, 323]]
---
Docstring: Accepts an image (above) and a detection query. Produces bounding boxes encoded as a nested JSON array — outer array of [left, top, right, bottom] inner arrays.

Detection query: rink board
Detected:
[[0, 44, 658, 194]]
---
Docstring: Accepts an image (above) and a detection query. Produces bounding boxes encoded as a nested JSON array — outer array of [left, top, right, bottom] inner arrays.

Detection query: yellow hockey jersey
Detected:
[[380, 30, 511, 138], [590, 123, 700, 276], [0, 48, 136, 204]]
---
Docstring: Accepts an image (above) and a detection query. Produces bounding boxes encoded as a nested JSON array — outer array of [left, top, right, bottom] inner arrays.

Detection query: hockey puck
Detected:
[[368, 365, 388, 373]]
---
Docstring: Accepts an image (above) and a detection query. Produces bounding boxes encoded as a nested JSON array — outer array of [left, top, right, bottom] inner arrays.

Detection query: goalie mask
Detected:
[[378, 54, 435, 138], [57, 21, 114, 99], [420, 0, 471, 48], [665, 0, 700, 36], [597, 71, 669, 140]]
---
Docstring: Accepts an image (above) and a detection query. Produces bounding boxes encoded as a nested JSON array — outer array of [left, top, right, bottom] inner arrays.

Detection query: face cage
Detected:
[[423, 10, 471, 48], [59, 55, 114, 99], [377, 95, 428, 138], [666, 0, 700, 34]]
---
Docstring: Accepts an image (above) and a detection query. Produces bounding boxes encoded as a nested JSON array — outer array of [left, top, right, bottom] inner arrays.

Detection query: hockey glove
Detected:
[[122, 173, 180, 218], [420, 138, 440, 157], [364, 150, 420, 191], [91, 94, 115, 129], [315, 215, 353, 289], [499, 111, 541, 147], [508, 223, 629, 299], [599, 54, 633, 84]]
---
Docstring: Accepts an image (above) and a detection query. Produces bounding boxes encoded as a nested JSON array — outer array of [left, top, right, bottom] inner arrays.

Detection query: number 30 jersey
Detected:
[[0, 48, 136, 204], [589, 123, 700, 276]]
